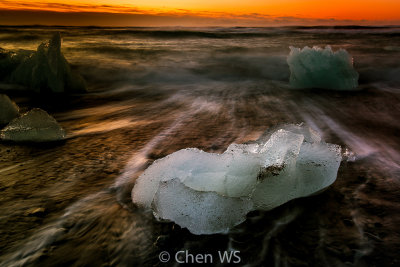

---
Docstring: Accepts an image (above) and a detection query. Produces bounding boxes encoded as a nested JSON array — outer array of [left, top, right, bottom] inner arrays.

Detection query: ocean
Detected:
[[0, 26, 399, 266]]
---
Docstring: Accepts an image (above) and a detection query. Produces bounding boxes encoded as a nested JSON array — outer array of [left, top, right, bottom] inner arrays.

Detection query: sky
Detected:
[[0, 0, 399, 26]]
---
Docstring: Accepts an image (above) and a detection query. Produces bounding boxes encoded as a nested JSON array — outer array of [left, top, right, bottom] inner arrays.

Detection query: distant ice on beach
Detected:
[[1, 108, 66, 142], [0, 33, 86, 93], [132, 124, 342, 234], [0, 94, 19, 125], [287, 46, 359, 90]]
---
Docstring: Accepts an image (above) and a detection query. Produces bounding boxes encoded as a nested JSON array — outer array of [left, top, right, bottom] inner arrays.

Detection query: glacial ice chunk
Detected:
[[131, 124, 342, 235], [0, 108, 66, 142], [0, 48, 31, 81], [2, 33, 86, 93], [287, 46, 359, 90], [0, 94, 19, 125]]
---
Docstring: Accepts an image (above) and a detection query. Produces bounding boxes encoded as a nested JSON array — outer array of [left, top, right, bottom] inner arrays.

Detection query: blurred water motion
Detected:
[[0, 26, 399, 266]]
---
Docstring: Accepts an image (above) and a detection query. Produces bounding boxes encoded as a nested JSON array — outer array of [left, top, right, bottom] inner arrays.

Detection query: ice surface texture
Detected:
[[287, 46, 359, 90], [1, 108, 66, 142], [0, 33, 86, 93], [132, 124, 342, 235], [0, 94, 19, 125]]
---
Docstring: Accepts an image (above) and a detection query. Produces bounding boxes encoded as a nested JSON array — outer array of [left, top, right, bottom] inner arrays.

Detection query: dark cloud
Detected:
[[0, 8, 398, 27]]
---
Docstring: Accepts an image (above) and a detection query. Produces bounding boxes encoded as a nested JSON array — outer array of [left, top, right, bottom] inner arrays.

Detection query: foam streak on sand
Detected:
[[295, 100, 400, 173]]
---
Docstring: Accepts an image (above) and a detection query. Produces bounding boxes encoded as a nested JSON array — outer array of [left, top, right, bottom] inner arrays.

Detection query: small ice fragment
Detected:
[[287, 46, 359, 90], [0, 94, 19, 125], [343, 148, 356, 162], [0, 108, 66, 142], [259, 129, 304, 168], [226, 143, 259, 154], [275, 124, 321, 144]]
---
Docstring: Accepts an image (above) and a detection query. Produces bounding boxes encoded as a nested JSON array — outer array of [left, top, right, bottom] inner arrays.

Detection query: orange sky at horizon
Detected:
[[1, 0, 399, 26]]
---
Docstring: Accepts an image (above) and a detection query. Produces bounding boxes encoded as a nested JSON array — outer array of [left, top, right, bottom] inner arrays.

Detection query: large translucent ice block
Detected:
[[131, 124, 342, 235], [287, 46, 359, 90]]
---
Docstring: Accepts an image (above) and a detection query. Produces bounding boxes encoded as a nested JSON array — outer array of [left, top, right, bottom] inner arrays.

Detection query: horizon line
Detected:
[[1, 24, 399, 28]]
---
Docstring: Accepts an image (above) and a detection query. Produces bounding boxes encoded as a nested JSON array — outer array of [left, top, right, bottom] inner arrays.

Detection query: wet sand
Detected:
[[0, 84, 399, 266]]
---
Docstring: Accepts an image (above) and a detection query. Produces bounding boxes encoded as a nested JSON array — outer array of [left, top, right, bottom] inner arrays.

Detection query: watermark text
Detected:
[[159, 250, 241, 264]]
